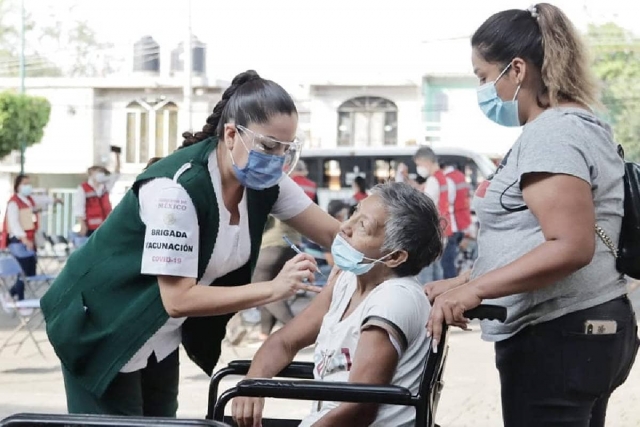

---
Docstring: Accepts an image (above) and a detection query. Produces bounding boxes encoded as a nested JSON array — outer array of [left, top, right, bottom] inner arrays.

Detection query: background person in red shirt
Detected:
[[403, 147, 451, 283], [352, 176, 369, 203], [73, 148, 121, 239], [442, 163, 472, 278], [290, 160, 318, 203]]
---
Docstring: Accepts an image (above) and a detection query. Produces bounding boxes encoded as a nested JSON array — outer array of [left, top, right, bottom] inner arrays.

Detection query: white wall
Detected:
[[309, 85, 422, 149], [96, 87, 222, 176], [431, 87, 521, 155], [19, 87, 97, 174]]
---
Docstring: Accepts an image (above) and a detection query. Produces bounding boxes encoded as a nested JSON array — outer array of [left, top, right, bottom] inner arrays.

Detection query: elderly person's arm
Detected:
[[311, 328, 398, 427], [286, 202, 341, 249], [313, 282, 426, 427], [231, 278, 337, 427]]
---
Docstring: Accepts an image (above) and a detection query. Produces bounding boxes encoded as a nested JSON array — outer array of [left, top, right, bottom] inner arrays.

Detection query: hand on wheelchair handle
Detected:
[[424, 277, 465, 303], [232, 396, 265, 427], [426, 285, 483, 351], [270, 253, 322, 301]]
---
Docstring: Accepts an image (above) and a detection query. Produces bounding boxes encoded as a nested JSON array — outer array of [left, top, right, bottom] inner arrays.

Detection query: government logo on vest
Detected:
[[151, 229, 188, 238], [145, 241, 194, 252]]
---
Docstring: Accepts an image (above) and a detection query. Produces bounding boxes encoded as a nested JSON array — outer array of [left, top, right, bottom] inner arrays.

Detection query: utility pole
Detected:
[[19, 0, 26, 174], [183, 0, 193, 132]]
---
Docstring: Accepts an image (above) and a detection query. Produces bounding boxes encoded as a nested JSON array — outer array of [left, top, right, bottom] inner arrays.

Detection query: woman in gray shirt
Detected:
[[426, 4, 639, 426]]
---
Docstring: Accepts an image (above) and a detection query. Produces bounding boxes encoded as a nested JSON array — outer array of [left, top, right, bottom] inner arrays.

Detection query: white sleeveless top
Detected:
[[299, 271, 430, 427]]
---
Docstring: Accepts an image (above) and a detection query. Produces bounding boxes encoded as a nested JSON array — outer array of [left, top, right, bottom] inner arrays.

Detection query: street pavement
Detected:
[[0, 289, 639, 426]]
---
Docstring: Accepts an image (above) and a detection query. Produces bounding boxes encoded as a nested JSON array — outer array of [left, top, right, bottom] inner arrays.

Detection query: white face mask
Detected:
[[93, 172, 108, 183], [417, 166, 430, 178]]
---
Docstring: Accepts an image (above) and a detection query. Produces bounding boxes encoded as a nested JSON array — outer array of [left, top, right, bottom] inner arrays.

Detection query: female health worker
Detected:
[[41, 70, 341, 417]]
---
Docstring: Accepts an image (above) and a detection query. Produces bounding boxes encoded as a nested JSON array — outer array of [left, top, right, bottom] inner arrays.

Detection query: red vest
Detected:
[[445, 169, 472, 233], [82, 182, 113, 231], [432, 170, 452, 237], [1, 194, 38, 248], [292, 175, 317, 201]]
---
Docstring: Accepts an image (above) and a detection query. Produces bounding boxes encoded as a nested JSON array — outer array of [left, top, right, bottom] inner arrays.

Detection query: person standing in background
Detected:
[[1, 174, 59, 302], [442, 163, 472, 278], [73, 147, 121, 239], [253, 160, 319, 340], [253, 216, 303, 341], [352, 176, 369, 203], [403, 147, 451, 283], [290, 160, 318, 203]]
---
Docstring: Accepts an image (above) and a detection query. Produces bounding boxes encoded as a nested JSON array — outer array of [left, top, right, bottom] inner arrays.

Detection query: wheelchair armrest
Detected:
[[236, 379, 413, 406], [207, 360, 315, 419], [212, 379, 415, 420], [227, 360, 315, 379]]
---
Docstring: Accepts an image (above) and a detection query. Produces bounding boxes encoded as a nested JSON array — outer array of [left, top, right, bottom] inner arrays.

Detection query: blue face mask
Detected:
[[230, 138, 285, 190], [331, 234, 396, 276], [476, 62, 522, 128], [19, 184, 33, 197]]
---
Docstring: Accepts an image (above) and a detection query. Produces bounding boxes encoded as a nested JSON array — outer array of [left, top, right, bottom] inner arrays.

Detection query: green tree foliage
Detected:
[[588, 23, 640, 161], [0, 91, 50, 159]]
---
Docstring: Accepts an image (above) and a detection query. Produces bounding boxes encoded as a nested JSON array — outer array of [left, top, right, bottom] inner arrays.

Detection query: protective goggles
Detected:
[[236, 124, 302, 174]]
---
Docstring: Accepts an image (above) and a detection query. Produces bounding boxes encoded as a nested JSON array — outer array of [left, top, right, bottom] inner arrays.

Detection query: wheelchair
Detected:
[[207, 305, 507, 427], [0, 413, 230, 427]]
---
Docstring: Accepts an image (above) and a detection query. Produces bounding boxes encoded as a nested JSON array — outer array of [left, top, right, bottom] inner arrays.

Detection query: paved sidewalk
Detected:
[[0, 323, 638, 426]]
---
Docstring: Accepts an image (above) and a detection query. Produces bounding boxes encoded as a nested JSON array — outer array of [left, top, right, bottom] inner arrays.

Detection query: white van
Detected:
[[300, 146, 497, 210]]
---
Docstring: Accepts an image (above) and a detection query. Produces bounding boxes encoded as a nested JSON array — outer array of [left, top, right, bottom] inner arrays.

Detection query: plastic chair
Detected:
[[0, 252, 55, 298], [0, 413, 231, 427], [0, 255, 47, 356], [208, 306, 507, 427]]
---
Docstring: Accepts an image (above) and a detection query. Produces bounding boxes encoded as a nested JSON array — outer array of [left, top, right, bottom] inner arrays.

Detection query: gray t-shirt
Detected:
[[471, 107, 627, 341]]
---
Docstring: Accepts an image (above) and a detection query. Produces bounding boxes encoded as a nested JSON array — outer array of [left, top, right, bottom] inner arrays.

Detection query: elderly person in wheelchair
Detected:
[[232, 182, 443, 427]]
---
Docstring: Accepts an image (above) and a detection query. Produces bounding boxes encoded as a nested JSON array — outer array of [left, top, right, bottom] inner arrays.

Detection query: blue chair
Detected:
[[0, 255, 46, 356], [3, 246, 56, 296]]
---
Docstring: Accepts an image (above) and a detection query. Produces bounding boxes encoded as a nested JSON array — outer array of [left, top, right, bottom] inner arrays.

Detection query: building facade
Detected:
[[0, 76, 223, 236], [306, 80, 422, 149], [0, 70, 520, 237]]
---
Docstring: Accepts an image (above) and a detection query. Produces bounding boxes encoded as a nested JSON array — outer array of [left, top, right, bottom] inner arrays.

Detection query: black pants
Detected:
[[496, 296, 640, 427], [252, 246, 297, 335], [63, 350, 180, 417]]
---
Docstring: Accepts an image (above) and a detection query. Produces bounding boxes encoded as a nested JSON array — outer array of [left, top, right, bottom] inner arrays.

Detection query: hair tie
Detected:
[[527, 5, 539, 19]]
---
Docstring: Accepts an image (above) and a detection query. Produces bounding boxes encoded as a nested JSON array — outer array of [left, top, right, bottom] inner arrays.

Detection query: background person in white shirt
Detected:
[[73, 148, 121, 239], [232, 182, 443, 427], [400, 147, 451, 284]]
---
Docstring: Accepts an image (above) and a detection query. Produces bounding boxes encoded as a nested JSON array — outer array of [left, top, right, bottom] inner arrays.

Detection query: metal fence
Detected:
[[39, 189, 77, 238]]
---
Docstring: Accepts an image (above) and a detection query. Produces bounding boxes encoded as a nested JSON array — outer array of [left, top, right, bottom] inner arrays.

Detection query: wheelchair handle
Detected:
[[463, 305, 507, 322]]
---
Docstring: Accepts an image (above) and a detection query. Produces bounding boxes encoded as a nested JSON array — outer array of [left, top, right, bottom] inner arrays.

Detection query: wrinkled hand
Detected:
[[426, 285, 482, 350], [232, 396, 265, 427], [270, 253, 321, 300], [424, 277, 464, 304]]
